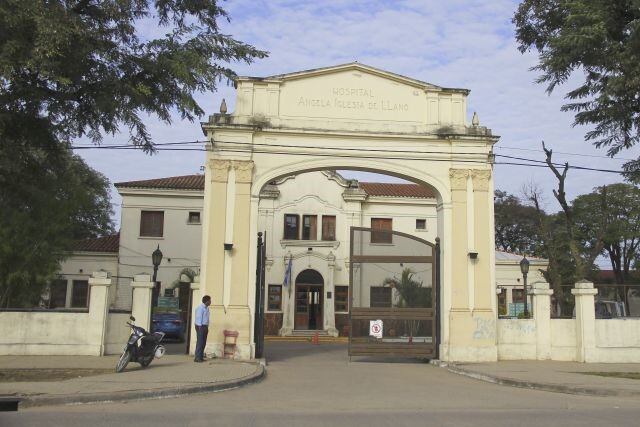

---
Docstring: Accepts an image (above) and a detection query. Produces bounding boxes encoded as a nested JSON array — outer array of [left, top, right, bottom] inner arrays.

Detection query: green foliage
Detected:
[[383, 268, 431, 308], [0, 145, 113, 307], [0, 0, 267, 151], [494, 190, 545, 256], [0, 1, 265, 306], [513, 1, 640, 174], [573, 183, 640, 283]]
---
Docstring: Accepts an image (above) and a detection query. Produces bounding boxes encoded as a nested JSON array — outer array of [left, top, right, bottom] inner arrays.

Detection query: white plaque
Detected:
[[369, 319, 383, 339]]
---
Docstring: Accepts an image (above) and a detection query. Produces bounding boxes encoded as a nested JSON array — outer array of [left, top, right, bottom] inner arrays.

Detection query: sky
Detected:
[[76, 0, 636, 226]]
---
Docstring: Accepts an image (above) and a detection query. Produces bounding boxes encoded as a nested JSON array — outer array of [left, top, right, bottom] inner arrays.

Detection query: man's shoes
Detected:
[[194, 358, 203, 363]]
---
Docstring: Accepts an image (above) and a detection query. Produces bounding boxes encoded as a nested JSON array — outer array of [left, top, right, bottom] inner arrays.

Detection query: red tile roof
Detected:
[[359, 182, 435, 198], [115, 174, 204, 190], [73, 233, 120, 253], [114, 174, 435, 198]]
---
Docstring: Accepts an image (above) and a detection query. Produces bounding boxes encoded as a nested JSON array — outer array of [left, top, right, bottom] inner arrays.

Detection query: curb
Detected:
[[432, 361, 640, 398], [15, 363, 266, 408]]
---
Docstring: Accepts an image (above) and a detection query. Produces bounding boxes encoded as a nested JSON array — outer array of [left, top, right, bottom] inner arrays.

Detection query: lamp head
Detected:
[[152, 245, 163, 268], [520, 255, 530, 275]]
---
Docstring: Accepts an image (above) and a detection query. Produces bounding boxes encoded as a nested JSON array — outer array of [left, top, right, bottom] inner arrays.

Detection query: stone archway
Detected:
[[196, 63, 499, 362]]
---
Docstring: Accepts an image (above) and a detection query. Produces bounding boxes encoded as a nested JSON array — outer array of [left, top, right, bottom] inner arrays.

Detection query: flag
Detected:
[[283, 257, 292, 287]]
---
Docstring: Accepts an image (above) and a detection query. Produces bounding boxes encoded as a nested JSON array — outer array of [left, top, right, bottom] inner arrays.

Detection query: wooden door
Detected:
[[295, 285, 309, 329], [308, 287, 323, 330]]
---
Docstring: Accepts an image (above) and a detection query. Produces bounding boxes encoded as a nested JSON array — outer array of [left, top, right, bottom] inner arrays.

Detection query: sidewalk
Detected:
[[0, 354, 264, 408], [441, 360, 640, 397]]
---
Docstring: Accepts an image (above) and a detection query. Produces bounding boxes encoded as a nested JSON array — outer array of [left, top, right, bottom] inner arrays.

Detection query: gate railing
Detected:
[[348, 227, 440, 358]]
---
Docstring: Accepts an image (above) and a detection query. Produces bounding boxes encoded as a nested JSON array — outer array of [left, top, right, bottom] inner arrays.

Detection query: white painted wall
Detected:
[[116, 188, 204, 310]]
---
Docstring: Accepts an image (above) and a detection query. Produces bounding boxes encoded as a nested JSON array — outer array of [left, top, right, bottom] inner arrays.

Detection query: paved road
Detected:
[[2, 342, 640, 426]]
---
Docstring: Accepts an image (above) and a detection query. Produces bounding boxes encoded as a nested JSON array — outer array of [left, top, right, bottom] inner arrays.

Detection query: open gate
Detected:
[[254, 231, 266, 358], [349, 227, 440, 358]]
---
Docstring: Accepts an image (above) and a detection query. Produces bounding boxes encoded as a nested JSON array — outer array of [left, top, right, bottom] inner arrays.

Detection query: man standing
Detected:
[[194, 295, 211, 362]]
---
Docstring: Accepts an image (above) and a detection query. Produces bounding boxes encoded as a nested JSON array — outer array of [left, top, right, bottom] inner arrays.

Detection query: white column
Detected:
[[325, 252, 338, 337], [88, 271, 112, 356], [131, 274, 154, 332], [572, 280, 598, 362], [531, 281, 552, 360]]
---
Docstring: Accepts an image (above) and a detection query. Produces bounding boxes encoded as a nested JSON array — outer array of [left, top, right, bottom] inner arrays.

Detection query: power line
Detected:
[[53, 138, 629, 174], [496, 146, 636, 162]]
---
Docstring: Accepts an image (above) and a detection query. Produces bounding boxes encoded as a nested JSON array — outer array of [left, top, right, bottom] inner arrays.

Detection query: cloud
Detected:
[[76, 0, 636, 226]]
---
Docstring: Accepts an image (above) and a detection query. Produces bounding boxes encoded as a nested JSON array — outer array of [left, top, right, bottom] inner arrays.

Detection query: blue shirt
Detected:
[[195, 303, 210, 326]]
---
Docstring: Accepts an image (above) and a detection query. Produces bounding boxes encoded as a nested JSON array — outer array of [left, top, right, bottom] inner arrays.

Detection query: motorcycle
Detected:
[[116, 316, 166, 373]]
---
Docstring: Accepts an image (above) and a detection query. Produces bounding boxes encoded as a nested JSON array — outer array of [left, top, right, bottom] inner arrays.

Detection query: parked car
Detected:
[[595, 300, 626, 319], [151, 311, 185, 341]]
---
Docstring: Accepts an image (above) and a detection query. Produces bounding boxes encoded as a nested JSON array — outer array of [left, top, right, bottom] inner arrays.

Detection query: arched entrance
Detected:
[[197, 63, 499, 362], [294, 269, 324, 330]]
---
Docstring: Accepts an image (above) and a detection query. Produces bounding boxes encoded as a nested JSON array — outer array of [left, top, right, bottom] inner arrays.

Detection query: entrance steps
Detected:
[[291, 330, 329, 337], [265, 330, 347, 343]]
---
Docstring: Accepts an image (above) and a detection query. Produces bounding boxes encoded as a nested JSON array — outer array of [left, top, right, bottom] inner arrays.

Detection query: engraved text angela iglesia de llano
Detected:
[[296, 87, 409, 112]]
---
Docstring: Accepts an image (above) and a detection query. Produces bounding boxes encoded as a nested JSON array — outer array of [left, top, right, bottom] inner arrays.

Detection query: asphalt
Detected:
[[6, 342, 640, 427], [442, 360, 640, 398], [0, 354, 264, 408], [2, 344, 640, 411]]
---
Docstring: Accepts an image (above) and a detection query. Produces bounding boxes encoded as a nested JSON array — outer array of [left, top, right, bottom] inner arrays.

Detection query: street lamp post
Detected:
[[520, 255, 530, 318], [151, 245, 163, 306]]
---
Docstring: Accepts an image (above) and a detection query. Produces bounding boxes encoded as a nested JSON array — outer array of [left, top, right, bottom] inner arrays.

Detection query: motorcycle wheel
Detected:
[[139, 355, 153, 368], [115, 349, 131, 373]]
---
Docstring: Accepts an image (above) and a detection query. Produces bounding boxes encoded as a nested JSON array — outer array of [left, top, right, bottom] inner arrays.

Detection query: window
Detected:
[[71, 280, 89, 308], [302, 215, 317, 240], [140, 211, 164, 237], [268, 285, 282, 311], [371, 218, 392, 243], [284, 214, 299, 240], [335, 286, 349, 312], [188, 211, 201, 224], [416, 219, 426, 230], [512, 289, 524, 303], [322, 215, 336, 241], [370, 287, 392, 308], [49, 279, 67, 308]]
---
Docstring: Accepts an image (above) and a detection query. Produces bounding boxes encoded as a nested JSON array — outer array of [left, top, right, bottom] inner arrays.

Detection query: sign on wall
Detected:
[[369, 319, 383, 339]]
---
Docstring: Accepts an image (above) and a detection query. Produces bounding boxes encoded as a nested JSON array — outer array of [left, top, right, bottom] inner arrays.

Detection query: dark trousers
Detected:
[[195, 325, 209, 360]]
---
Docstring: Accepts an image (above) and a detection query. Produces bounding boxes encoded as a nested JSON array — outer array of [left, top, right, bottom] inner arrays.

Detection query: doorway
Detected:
[[294, 269, 324, 330]]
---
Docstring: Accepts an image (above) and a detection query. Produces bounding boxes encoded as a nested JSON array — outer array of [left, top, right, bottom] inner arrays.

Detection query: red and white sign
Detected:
[[369, 319, 383, 339]]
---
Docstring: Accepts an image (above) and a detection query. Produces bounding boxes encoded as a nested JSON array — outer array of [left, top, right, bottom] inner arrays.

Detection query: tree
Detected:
[[513, 1, 640, 175], [0, 1, 267, 152], [494, 190, 545, 256], [573, 183, 640, 283], [0, 2, 265, 305], [0, 146, 113, 307], [542, 142, 606, 280], [383, 268, 431, 338]]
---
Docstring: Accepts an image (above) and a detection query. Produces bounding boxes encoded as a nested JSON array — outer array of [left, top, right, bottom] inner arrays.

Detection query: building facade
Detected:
[[56, 171, 545, 340]]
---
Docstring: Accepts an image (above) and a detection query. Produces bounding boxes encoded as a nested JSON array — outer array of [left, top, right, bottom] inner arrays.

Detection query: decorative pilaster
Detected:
[[232, 160, 254, 183], [325, 252, 339, 337], [210, 159, 231, 182], [449, 169, 470, 311], [470, 169, 492, 311]]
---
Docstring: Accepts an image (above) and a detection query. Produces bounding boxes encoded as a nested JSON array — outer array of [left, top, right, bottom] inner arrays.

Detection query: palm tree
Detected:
[[383, 268, 431, 340]]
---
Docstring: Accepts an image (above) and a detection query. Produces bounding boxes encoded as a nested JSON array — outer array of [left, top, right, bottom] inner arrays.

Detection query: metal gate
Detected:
[[349, 227, 440, 358], [254, 231, 267, 358]]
